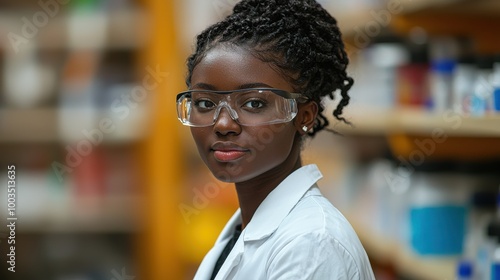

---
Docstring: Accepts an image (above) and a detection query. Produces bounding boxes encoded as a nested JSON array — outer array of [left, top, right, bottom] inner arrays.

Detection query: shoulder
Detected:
[[267, 229, 362, 279], [278, 186, 358, 241], [266, 186, 374, 279]]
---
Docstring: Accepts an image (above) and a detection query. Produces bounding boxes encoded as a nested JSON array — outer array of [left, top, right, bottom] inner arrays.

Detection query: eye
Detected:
[[243, 99, 265, 109], [194, 99, 216, 109]]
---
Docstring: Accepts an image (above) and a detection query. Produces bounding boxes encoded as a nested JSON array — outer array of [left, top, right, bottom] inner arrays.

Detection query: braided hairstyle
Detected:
[[186, 0, 353, 136]]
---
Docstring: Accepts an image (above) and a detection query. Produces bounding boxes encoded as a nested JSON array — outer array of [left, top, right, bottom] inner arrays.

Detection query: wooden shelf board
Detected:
[[336, 0, 500, 40], [335, 10, 373, 36], [347, 214, 456, 280], [332, 108, 500, 137], [0, 107, 150, 143], [394, 109, 500, 136], [0, 108, 58, 142], [332, 0, 463, 31], [399, 0, 464, 14], [403, 0, 500, 15], [0, 9, 150, 50], [3, 195, 142, 233], [396, 248, 456, 280]]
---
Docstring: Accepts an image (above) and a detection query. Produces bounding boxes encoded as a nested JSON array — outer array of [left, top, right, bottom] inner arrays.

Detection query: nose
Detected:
[[213, 105, 241, 135]]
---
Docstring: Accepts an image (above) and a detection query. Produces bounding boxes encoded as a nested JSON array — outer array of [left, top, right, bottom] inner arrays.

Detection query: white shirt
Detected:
[[194, 164, 375, 280]]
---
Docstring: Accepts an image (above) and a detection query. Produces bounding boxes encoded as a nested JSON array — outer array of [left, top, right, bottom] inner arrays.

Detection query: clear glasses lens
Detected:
[[176, 89, 298, 127]]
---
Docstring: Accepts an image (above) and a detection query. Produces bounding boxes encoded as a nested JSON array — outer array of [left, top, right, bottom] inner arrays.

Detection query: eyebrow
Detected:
[[237, 83, 273, 89], [191, 82, 274, 90], [191, 83, 216, 90]]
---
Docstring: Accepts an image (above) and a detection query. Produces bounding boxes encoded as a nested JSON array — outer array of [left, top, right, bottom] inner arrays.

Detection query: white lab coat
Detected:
[[194, 164, 375, 280]]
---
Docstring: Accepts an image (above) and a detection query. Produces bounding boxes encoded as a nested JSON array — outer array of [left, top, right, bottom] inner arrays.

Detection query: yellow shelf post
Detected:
[[137, 0, 185, 279]]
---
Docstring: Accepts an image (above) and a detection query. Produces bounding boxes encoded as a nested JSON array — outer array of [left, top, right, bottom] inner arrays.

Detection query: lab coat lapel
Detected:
[[214, 238, 244, 280], [194, 240, 229, 280], [243, 164, 323, 241], [215, 165, 322, 279], [193, 210, 242, 280]]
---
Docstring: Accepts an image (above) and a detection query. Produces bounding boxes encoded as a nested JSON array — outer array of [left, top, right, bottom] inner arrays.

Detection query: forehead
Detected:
[[191, 45, 293, 92]]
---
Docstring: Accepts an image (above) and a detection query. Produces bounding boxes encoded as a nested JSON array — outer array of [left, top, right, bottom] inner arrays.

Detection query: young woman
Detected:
[[176, 0, 375, 279]]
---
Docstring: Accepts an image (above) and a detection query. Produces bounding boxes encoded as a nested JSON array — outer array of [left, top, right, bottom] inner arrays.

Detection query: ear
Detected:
[[294, 101, 318, 135]]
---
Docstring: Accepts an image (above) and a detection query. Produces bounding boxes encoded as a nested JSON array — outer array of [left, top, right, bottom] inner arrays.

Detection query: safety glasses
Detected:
[[176, 88, 308, 127]]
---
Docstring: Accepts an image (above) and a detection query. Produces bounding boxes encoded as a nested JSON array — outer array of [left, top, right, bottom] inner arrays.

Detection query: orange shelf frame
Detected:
[[137, 0, 186, 279]]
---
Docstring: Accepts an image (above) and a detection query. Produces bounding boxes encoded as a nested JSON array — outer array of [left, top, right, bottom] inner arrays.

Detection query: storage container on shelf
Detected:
[[429, 58, 455, 112], [469, 55, 494, 117], [407, 162, 470, 256], [484, 193, 500, 280], [453, 55, 477, 114], [3, 41, 57, 108], [349, 35, 408, 110], [492, 54, 500, 113], [457, 259, 475, 280], [365, 159, 410, 242], [428, 37, 460, 112], [396, 41, 429, 108], [487, 230, 500, 280], [462, 190, 498, 280]]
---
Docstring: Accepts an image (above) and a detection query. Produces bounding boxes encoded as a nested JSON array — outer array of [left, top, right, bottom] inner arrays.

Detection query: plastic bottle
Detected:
[[430, 59, 455, 112], [428, 37, 460, 112], [457, 259, 475, 280], [467, 190, 498, 280], [3, 41, 56, 108], [470, 56, 494, 117], [453, 56, 477, 114], [359, 35, 409, 109], [396, 41, 429, 108], [491, 236, 500, 280], [484, 191, 500, 280], [462, 191, 497, 280], [492, 54, 500, 113]]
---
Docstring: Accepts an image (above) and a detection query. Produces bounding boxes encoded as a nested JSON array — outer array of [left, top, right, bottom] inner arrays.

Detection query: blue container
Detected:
[[494, 88, 500, 112], [492, 263, 500, 280], [457, 260, 474, 280], [410, 205, 467, 255]]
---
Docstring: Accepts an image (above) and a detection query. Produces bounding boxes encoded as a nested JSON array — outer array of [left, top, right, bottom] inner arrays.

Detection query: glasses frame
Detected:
[[176, 88, 309, 127], [175, 88, 308, 103]]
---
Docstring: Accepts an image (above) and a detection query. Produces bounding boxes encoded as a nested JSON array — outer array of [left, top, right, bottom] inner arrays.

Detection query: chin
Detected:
[[203, 159, 261, 183], [207, 162, 246, 183]]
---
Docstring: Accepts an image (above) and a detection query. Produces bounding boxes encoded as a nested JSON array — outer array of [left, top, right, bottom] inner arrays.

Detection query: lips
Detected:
[[211, 142, 249, 162]]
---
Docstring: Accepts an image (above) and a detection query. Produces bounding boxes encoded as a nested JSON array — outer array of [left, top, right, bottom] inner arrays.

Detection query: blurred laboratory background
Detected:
[[0, 0, 499, 279]]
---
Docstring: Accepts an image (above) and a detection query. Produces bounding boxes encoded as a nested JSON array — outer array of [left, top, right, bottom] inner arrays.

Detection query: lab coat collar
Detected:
[[194, 164, 323, 280], [243, 164, 323, 241]]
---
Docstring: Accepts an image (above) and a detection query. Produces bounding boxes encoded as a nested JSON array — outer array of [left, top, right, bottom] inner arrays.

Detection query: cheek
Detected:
[[249, 124, 297, 163], [190, 127, 210, 161]]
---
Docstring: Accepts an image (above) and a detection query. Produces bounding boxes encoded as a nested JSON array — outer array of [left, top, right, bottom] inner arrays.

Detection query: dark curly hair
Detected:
[[185, 0, 353, 136]]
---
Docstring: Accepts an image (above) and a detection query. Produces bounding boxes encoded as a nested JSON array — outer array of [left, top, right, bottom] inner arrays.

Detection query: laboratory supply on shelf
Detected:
[[429, 58, 455, 112], [488, 229, 500, 280], [453, 56, 477, 114], [493, 55, 500, 113], [396, 41, 429, 107], [408, 167, 469, 256], [351, 36, 409, 109], [428, 37, 460, 112], [457, 259, 475, 280], [470, 55, 494, 117]]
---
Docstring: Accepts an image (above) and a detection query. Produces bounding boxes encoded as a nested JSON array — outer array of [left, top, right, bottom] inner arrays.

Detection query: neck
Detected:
[[235, 144, 302, 229]]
